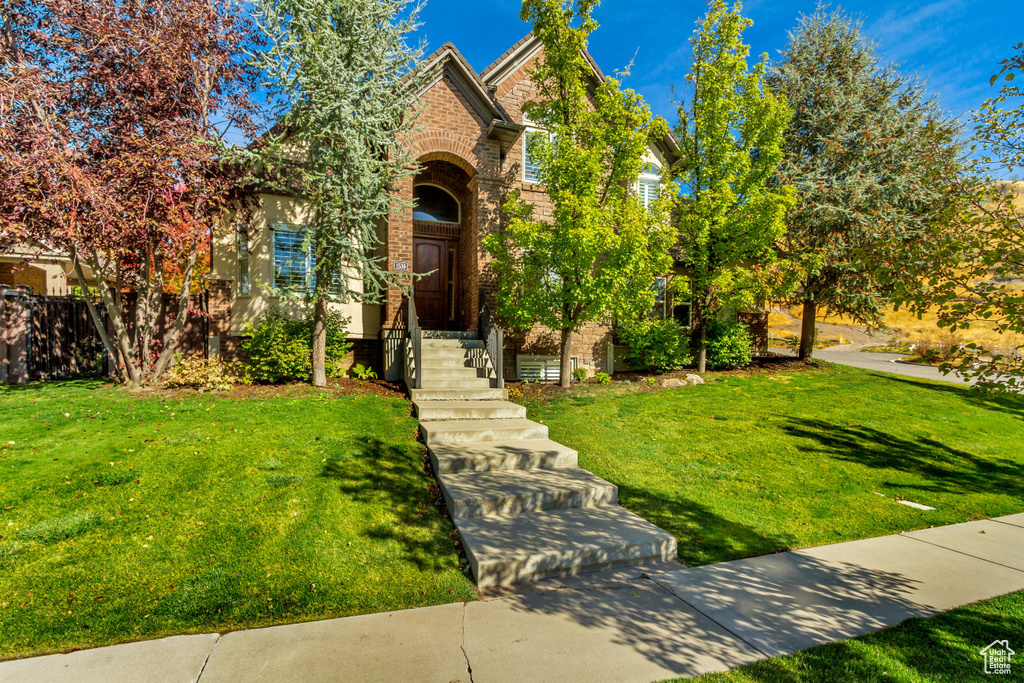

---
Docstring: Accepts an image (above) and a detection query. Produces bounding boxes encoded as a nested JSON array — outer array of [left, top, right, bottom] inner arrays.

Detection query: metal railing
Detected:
[[406, 284, 422, 390], [478, 292, 504, 389]]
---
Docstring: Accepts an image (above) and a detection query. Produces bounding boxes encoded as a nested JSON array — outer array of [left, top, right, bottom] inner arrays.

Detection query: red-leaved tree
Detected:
[[0, 0, 259, 385]]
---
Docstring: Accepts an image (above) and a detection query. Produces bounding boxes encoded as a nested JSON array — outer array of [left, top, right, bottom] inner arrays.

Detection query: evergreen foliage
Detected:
[[245, 0, 436, 384], [768, 9, 963, 359], [671, 0, 795, 373], [485, 0, 675, 388]]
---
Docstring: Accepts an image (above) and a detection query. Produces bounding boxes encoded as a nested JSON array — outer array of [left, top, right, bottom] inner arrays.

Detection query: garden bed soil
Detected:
[[512, 354, 826, 400], [150, 377, 406, 400]]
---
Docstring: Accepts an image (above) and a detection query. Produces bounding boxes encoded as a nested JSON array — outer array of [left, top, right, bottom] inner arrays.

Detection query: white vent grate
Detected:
[[516, 355, 578, 381]]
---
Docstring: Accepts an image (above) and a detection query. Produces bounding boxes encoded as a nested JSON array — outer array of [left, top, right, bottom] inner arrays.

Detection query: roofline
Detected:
[[481, 32, 606, 89], [417, 42, 515, 124]]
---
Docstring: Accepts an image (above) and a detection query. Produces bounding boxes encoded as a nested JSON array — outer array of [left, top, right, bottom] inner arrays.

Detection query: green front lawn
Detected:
[[524, 364, 1024, 566], [692, 589, 1024, 682], [0, 381, 474, 661]]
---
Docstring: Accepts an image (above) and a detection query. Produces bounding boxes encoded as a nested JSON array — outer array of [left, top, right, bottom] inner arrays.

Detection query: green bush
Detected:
[[594, 372, 612, 385], [241, 308, 353, 383], [163, 354, 247, 391], [619, 318, 693, 373], [571, 367, 588, 383], [705, 320, 753, 370]]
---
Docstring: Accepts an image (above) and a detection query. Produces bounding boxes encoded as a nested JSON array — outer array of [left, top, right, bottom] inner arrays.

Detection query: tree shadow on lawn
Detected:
[[319, 436, 458, 573], [782, 418, 1024, 500], [616, 483, 798, 566], [879, 374, 1024, 420], [714, 592, 1023, 682]]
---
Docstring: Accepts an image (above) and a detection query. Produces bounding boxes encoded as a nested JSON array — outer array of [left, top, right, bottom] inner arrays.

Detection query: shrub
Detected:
[[705, 320, 753, 370], [594, 372, 612, 385], [241, 308, 353, 383], [351, 363, 378, 380], [618, 318, 693, 373], [164, 354, 246, 391], [571, 367, 588, 383], [507, 385, 524, 402]]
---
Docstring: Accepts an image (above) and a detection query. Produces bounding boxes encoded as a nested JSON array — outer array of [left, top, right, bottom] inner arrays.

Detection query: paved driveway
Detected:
[[779, 346, 977, 387]]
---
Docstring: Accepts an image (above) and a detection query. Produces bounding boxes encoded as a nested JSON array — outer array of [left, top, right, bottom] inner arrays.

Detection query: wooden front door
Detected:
[[413, 237, 458, 330]]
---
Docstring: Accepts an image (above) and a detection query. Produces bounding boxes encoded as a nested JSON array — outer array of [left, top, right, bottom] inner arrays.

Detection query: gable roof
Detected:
[[419, 42, 516, 125], [481, 32, 606, 89]]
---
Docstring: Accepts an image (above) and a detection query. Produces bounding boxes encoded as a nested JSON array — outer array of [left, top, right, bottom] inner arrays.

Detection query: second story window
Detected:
[[524, 126, 554, 184], [637, 163, 661, 209]]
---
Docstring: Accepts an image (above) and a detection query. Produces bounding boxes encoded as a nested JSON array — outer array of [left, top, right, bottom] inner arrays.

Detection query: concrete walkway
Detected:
[[4, 513, 1024, 683]]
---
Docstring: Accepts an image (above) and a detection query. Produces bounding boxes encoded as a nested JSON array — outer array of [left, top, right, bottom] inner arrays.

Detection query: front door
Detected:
[[413, 237, 458, 330]]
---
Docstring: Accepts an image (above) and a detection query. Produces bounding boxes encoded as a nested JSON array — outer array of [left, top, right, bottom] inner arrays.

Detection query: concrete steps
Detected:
[[420, 378, 494, 390], [429, 439, 577, 474], [456, 506, 678, 587], [415, 400, 526, 421], [410, 388, 508, 402], [439, 467, 617, 519], [411, 328, 677, 587], [420, 418, 548, 446], [420, 366, 491, 379]]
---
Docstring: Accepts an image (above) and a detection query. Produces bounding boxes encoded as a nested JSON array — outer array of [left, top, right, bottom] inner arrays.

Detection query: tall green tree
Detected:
[[671, 0, 795, 373], [484, 0, 675, 388], [768, 9, 962, 360], [246, 0, 435, 386], [900, 43, 1024, 391]]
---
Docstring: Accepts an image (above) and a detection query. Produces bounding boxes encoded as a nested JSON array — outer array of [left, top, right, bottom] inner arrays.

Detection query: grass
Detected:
[[0, 380, 474, 661], [522, 364, 1024, 566], [688, 589, 1024, 682]]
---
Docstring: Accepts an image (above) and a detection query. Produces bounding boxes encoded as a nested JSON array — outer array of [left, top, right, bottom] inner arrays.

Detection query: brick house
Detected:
[[206, 34, 707, 381]]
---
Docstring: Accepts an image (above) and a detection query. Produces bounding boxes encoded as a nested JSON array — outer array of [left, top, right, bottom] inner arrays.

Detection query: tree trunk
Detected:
[[695, 320, 708, 374], [312, 290, 328, 387], [152, 241, 200, 382], [88, 253, 142, 385], [799, 300, 817, 360], [72, 254, 127, 383], [559, 328, 572, 389]]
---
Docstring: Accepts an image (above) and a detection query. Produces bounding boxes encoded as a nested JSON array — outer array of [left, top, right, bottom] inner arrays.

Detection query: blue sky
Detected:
[[413, 0, 1019, 125]]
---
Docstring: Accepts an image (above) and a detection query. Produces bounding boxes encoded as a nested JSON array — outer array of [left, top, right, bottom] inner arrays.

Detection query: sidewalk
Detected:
[[3, 514, 1023, 683]]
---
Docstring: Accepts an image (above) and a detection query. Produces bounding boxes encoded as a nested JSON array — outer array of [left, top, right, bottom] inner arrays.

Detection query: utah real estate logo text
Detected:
[[981, 640, 1015, 675]]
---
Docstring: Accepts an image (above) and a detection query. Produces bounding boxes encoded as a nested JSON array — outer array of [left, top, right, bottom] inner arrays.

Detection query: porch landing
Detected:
[[413, 332, 678, 587]]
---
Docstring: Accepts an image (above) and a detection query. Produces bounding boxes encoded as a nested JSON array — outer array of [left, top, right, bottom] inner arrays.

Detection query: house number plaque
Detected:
[[393, 262, 409, 271]]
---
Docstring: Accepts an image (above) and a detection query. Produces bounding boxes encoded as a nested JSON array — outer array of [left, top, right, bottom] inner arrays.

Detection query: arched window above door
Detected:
[[413, 185, 460, 224]]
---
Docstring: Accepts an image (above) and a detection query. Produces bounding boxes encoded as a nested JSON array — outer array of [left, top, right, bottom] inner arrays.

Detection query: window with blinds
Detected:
[[637, 164, 661, 209], [272, 224, 342, 295], [524, 127, 555, 184]]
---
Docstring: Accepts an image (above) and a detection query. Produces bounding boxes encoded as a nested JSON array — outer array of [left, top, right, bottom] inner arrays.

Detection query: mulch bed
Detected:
[[512, 354, 827, 400], [149, 377, 406, 400]]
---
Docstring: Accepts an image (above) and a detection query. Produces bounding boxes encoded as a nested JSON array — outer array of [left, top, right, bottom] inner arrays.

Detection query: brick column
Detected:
[[4, 296, 29, 384], [385, 174, 414, 329]]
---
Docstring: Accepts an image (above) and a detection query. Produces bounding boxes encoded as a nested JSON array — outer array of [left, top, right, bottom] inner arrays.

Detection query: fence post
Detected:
[[0, 296, 7, 383], [6, 297, 29, 384]]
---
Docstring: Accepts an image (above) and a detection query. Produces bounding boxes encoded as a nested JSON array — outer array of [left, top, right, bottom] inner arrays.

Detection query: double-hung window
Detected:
[[637, 163, 661, 209], [523, 125, 554, 184], [652, 277, 668, 318], [272, 223, 342, 295]]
